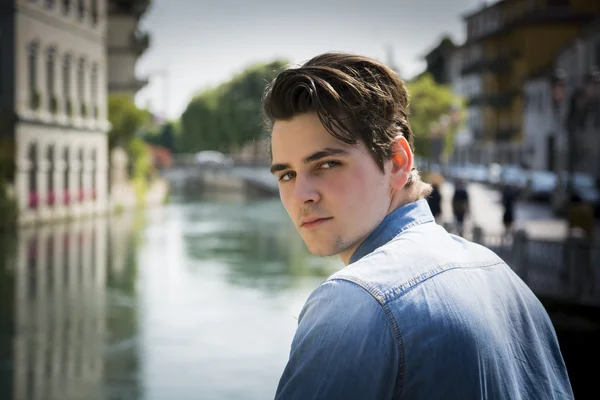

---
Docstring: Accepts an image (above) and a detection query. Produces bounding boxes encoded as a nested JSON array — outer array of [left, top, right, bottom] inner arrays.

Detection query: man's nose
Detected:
[[293, 174, 320, 204]]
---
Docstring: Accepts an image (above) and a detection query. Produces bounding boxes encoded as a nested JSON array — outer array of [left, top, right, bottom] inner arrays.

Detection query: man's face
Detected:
[[270, 112, 392, 263]]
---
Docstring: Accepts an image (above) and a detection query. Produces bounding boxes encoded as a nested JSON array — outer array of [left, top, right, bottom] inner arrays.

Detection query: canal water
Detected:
[[0, 192, 341, 400]]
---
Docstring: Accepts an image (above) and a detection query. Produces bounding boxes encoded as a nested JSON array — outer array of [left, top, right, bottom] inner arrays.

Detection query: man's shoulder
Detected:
[[297, 279, 392, 340], [329, 223, 506, 305]]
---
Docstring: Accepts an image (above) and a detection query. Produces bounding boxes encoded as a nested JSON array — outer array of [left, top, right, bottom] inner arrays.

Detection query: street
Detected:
[[438, 181, 587, 241]]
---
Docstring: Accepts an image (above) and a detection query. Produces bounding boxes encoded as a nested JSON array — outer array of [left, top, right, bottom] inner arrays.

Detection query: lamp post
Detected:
[[550, 69, 568, 212], [144, 68, 170, 122]]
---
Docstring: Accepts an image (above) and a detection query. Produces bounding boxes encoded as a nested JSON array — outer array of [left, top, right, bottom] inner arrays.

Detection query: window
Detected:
[[77, 57, 86, 117], [91, 0, 98, 25], [28, 42, 39, 109], [547, 0, 569, 6], [91, 63, 98, 118], [46, 48, 56, 113], [63, 54, 71, 115], [45, 0, 55, 8], [77, 0, 84, 21], [62, 0, 70, 15]]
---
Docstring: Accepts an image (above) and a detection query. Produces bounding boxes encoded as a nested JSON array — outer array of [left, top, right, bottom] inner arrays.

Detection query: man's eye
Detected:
[[320, 161, 340, 169], [279, 171, 295, 182]]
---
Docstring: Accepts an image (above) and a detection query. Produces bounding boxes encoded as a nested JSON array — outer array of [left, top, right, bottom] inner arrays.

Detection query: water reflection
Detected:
[[0, 193, 341, 399], [1, 218, 112, 400], [181, 198, 335, 292]]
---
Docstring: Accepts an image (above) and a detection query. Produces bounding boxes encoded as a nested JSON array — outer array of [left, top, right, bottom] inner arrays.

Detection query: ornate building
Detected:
[[0, 0, 110, 225]]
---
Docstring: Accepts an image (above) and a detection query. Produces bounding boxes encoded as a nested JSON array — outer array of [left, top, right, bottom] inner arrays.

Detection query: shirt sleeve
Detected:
[[274, 279, 399, 400]]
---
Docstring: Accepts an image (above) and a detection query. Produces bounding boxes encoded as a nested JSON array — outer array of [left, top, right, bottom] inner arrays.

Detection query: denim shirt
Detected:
[[275, 199, 573, 400]]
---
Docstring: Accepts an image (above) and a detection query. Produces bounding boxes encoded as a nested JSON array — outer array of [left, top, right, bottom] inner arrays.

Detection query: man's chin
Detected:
[[307, 246, 339, 257], [303, 238, 344, 258]]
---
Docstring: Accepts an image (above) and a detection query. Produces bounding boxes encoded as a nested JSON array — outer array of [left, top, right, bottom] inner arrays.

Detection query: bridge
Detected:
[[160, 155, 278, 197]]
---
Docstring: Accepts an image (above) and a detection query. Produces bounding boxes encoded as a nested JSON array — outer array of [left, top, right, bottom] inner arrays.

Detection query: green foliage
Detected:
[[49, 96, 58, 114], [128, 137, 152, 180], [108, 94, 151, 150], [30, 91, 40, 110], [178, 59, 288, 153], [142, 120, 178, 152], [66, 99, 73, 116], [128, 137, 153, 205], [0, 134, 17, 229], [406, 73, 465, 158], [80, 103, 87, 118], [108, 95, 156, 206], [0, 183, 17, 230]]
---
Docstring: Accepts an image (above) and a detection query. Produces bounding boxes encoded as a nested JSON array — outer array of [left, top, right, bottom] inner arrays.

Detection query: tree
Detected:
[[142, 120, 178, 152], [107, 94, 152, 151], [406, 73, 465, 159], [178, 59, 288, 153]]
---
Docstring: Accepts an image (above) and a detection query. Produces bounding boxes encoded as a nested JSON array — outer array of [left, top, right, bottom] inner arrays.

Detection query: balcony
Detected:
[[494, 126, 519, 142], [487, 56, 512, 74], [467, 95, 485, 106], [461, 60, 486, 76], [108, 77, 149, 94], [131, 31, 150, 56], [108, 0, 151, 19], [486, 89, 519, 109], [464, 6, 596, 45]]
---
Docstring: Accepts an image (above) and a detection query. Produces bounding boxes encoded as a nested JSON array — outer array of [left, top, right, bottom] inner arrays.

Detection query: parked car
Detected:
[[488, 163, 528, 190], [526, 170, 556, 202], [571, 172, 600, 205], [194, 151, 234, 168], [467, 163, 489, 183]]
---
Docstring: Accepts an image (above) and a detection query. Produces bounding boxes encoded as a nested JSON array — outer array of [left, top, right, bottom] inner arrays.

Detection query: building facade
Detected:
[[462, 0, 600, 145], [423, 36, 458, 85], [106, 0, 150, 97], [524, 16, 600, 174], [0, 0, 110, 226]]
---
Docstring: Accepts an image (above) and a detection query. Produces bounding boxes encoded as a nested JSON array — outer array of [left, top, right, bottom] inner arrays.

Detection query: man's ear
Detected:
[[390, 135, 413, 189]]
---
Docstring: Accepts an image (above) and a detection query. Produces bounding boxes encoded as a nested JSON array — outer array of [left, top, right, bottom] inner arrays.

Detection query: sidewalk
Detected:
[[439, 182, 600, 244]]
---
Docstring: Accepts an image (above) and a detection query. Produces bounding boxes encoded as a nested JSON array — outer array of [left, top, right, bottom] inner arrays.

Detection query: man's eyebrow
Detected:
[[303, 147, 349, 163], [270, 163, 290, 174], [270, 147, 349, 175]]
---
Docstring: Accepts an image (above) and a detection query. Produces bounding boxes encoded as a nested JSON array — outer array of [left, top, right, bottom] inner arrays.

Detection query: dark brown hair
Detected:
[[262, 52, 428, 193]]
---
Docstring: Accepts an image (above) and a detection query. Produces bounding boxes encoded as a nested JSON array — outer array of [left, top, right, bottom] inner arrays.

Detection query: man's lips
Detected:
[[300, 217, 333, 229]]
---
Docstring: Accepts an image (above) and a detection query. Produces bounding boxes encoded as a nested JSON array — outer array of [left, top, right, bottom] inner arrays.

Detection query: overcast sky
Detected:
[[134, 0, 487, 119]]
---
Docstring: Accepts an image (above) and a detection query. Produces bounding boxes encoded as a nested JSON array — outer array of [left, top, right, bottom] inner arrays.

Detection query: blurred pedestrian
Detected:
[[452, 179, 469, 236], [501, 184, 518, 242], [567, 194, 594, 244], [566, 194, 595, 294], [426, 172, 443, 222], [427, 183, 442, 221]]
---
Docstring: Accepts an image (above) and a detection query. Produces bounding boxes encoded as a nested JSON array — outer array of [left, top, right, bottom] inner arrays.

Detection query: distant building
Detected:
[[524, 16, 600, 175], [522, 68, 555, 171], [462, 0, 600, 144], [457, 39, 485, 148], [0, 0, 110, 225], [422, 36, 457, 85], [421, 35, 485, 163], [106, 0, 151, 97]]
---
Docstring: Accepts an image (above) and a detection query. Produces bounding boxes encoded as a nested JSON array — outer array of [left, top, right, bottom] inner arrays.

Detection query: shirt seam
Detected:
[[383, 259, 506, 303], [349, 212, 434, 264], [328, 276, 406, 399], [330, 259, 506, 398]]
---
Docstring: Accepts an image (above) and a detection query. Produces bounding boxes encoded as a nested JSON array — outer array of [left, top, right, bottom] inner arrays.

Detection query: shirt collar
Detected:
[[349, 198, 434, 264]]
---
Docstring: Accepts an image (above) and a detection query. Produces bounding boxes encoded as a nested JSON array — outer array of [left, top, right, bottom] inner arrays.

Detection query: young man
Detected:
[[263, 52, 573, 399]]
